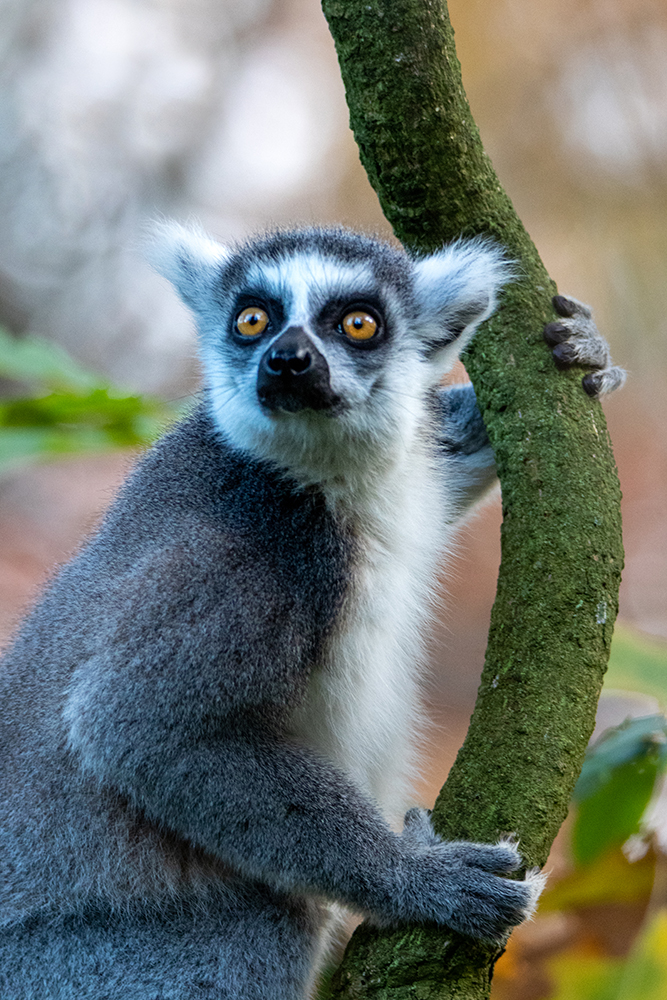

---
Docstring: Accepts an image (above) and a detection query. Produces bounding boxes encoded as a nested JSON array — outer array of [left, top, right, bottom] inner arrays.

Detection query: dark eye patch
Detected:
[[229, 292, 285, 344], [315, 296, 388, 350]]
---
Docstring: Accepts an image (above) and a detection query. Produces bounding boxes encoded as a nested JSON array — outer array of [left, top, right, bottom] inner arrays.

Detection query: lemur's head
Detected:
[[149, 224, 510, 481]]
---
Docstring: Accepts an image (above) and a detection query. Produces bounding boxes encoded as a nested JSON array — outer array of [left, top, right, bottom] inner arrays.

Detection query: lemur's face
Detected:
[[149, 225, 509, 475], [226, 265, 391, 417], [211, 238, 413, 423]]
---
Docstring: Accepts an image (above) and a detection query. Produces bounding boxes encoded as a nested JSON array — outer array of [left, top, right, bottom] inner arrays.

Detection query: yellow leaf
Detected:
[[540, 847, 655, 912], [546, 952, 623, 1000], [614, 910, 667, 999]]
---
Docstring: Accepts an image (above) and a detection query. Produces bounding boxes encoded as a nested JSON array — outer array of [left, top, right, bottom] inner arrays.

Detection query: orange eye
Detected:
[[342, 310, 378, 341], [236, 307, 269, 338]]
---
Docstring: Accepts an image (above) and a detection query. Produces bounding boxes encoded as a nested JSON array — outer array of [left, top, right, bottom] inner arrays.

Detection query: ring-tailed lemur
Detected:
[[0, 225, 623, 999]]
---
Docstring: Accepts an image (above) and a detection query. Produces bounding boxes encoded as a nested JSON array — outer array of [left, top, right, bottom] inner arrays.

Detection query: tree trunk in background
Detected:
[[320, 0, 624, 996]]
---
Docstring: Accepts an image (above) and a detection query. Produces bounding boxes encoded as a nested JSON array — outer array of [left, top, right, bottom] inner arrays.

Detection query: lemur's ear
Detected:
[[412, 239, 513, 371], [144, 220, 229, 312]]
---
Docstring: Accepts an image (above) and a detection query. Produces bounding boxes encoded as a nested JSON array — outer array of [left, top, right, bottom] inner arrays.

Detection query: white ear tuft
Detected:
[[143, 219, 229, 312], [412, 238, 514, 369]]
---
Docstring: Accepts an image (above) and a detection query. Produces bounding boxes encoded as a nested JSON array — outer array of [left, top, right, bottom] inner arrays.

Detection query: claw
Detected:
[[552, 294, 591, 319], [497, 833, 520, 850], [552, 342, 577, 368], [582, 371, 601, 397], [543, 322, 570, 346], [583, 367, 626, 397]]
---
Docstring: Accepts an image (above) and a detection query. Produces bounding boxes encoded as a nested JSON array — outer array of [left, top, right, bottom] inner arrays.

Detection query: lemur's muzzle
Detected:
[[257, 327, 341, 413]]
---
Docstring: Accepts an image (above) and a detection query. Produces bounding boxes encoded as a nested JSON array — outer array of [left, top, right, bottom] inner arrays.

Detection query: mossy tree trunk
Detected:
[[319, 0, 624, 997]]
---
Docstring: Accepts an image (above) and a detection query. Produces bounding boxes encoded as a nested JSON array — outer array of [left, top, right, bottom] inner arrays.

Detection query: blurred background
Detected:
[[0, 0, 666, 996]]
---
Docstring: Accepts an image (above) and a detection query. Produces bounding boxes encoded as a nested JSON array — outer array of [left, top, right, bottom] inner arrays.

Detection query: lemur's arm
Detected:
[[435, 382, 498, 516], [439, 295, 626, 519], [64, 545, 541, 944], [437, 382, 497, 519]]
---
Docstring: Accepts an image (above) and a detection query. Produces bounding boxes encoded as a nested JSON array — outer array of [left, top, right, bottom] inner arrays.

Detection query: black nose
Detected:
[[257, 327, 340, 413], [265, 345, 312, 377]]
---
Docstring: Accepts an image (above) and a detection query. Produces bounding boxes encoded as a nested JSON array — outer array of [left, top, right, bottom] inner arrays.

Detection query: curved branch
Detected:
[[320, 0, 623, 996]]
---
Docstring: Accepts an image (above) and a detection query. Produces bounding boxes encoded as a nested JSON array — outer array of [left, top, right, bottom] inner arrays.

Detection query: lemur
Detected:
[[0, 224, 624, 999]]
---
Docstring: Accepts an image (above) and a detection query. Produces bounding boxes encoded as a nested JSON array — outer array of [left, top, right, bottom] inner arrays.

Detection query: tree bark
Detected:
[[319, 0, 624, 997]]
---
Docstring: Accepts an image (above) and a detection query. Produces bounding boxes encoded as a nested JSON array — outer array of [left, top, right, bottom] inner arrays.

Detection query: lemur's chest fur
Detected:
[[289, 438, 450, 825]]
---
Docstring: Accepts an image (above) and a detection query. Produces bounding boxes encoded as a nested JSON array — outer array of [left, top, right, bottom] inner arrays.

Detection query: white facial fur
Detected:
[[205, 259, 429, 489]]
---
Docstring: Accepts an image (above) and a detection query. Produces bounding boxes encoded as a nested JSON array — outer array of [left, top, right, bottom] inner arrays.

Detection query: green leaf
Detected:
[[570, 715, 667, 866], [572, 756, 661, 867], [0, 327, 183, 471], [574, 715, 667, 803]]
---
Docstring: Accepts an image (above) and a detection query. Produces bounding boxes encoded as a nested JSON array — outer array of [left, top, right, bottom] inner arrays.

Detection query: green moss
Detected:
[[321, 0, 623, 996]]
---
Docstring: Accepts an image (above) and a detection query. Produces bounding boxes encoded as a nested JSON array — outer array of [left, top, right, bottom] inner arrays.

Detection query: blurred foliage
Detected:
[[493, 625, 667, 998], [567, 624, 667, 864], [605, 626, 667, 706], [572, 715, 667, 866], [547, 910, 667, 1000], [539, 845, 656, 913], [0, 327, 180, 474]]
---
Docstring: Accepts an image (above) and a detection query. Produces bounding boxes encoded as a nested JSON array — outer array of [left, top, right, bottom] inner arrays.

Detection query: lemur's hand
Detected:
[[544, 295, 626, 398], [391, 808, 546, 945]]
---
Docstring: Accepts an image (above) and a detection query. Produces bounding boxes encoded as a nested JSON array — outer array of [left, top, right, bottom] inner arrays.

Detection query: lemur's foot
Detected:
[[544, 295, 626, 398]]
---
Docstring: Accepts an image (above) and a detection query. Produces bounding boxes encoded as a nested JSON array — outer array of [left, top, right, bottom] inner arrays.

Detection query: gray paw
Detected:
[[441, 855, 546, 944], [544, 295, 626, 397], [430, 837, 545, 944], [400, 812, 546, 944]]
